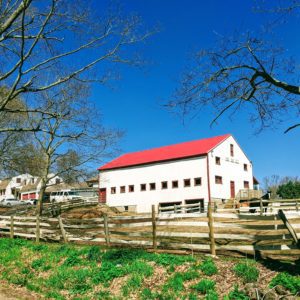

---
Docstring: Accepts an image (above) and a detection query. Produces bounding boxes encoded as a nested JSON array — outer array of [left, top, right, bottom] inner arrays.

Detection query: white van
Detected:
[[50, 190, 81, 203]]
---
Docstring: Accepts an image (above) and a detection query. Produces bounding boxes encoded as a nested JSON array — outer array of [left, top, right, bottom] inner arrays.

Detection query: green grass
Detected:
[[269, 272, 300, 295], [233, 262, 259, 283], [198, 257, 218, 276], [0, 238, 296, 299], [192, 279, 216, 294]]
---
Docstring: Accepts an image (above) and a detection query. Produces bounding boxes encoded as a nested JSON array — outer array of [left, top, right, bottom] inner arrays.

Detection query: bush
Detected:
[[200, 258, 218, 276], [270, 272, 300, 295], [192, 279, 216, 294], [233, 262, 259, 283], [277, 180, 300, 199]]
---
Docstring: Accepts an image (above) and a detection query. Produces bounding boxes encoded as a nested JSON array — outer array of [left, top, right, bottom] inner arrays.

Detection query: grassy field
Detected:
[[0, 238, 299, 299]]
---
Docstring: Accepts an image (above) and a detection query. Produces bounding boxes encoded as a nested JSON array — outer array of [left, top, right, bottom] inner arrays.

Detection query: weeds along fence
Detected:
[[0, 206, 299, 260]]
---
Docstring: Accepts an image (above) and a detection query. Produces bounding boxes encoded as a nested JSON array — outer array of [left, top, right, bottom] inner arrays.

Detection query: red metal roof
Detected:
[[99, 134, 231, 171]]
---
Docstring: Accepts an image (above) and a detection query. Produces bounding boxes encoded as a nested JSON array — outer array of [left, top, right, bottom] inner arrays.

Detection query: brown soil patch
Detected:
[[0, 280, 42, 300]]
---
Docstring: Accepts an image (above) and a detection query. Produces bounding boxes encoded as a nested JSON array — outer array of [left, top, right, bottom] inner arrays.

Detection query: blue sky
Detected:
[[92, 0, 300, 182]]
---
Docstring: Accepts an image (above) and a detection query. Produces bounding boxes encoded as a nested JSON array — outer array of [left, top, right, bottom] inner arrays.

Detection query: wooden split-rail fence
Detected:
[[0, 204, 299, 260]]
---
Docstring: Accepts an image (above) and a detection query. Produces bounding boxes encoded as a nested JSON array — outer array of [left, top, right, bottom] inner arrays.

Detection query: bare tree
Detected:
[[27, 82, 120, 215], [0, 0, 154, 132], [168, 0, 300, 133]]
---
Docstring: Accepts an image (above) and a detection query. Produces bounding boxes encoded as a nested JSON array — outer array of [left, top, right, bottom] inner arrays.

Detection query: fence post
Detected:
[[207, 201, 216, 256], [10, 216, 14, 239], [103, 214, 110, 246], [36, 215, 40, 242], [58, 216, 68, 243], [260, 199, 263, 216], [152, 205, 157, 250]]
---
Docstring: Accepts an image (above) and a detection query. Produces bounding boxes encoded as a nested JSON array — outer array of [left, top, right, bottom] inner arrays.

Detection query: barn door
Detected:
[[230, 181, 235, 198], [99, 188, 107, 203]]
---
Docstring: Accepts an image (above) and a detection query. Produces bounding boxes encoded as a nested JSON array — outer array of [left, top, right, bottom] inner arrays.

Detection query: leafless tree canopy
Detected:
[[168, 0, 300, 133], [0, 0, 153, 132]]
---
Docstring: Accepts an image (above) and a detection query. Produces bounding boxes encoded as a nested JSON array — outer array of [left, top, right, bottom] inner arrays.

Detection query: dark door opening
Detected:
[[99, 188, 107, 203], [230, 181, 235, 198]]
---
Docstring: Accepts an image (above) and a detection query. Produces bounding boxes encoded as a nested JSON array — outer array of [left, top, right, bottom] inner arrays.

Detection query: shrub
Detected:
[[200, 258, 218, 276], [233, 262, 259, 283], [192, 279, 216, 294], [227, 285, 250, 300], [270, 272, 300, 295]]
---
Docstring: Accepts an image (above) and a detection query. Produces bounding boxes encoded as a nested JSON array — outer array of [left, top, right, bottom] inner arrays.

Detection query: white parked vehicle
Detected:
[[0, 197, 27, 206], [50, 190, 81, 203]]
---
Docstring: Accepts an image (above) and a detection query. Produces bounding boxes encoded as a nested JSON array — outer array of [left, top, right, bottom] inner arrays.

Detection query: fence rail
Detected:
[[158, 198, 300, 215], [1, 207, 299, 260]]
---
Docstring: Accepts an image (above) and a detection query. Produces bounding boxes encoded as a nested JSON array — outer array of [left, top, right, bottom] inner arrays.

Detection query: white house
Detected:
[[0, 174, 38, 201], [0, 174, 63, 201], [98, 134, 255, 213]]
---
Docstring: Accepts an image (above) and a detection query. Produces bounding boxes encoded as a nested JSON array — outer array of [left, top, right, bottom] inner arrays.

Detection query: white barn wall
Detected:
[[209, 136, 253, 199], [100, 156, 209, 213]]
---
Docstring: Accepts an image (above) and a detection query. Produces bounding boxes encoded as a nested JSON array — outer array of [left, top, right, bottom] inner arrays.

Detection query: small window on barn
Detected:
[[56, 178, 61, 184], [215, 176, 223, 184], [24, 180, 27, 185], [111, 187, 116, 194], [16, 178, 21, 183], [150, 183, 156, 190], [215, 157, 221, 165], [140, 184, 146, 191], [244, 181, 249, 189], [172, 180, 178, 188], [161, 181, 168, 189], [230, 144, 234, 157], [244, 164, 248, 171], [124, 205, 129, 212], [120, 186, 126, 193], [129, 185, 134, 192], [184, 179, 191, 187], [194, 177, 202, 186], [31, 178, 35, 184]]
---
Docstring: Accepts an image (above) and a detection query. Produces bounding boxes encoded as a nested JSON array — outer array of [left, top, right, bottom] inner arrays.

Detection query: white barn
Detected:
[[98, 134, 255, 213]]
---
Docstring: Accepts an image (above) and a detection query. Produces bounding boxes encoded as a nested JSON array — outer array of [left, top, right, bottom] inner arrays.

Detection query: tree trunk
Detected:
[[36, 179, 47, 216]]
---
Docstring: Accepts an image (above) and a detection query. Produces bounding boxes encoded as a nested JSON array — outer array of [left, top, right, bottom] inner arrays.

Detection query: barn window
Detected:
[[129, 185, 134, 192], [194, 177, 202, 186], [120, 186, 126, 193], [215, 176, 223, 184], [172, 180, 178, 188], [244, 181, 249, 189], [16, 178, 21, 183], [56, 178, 61, 184], [140, 184, 146, 191], [111, 187, 116, 194], [244, 164, 248, 171], [230, 144, 234, 156], [184, 179, 191, 187], [215, 157, 221, 165], [150, 183, 156, 190], [161, 181, 168, 189]]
